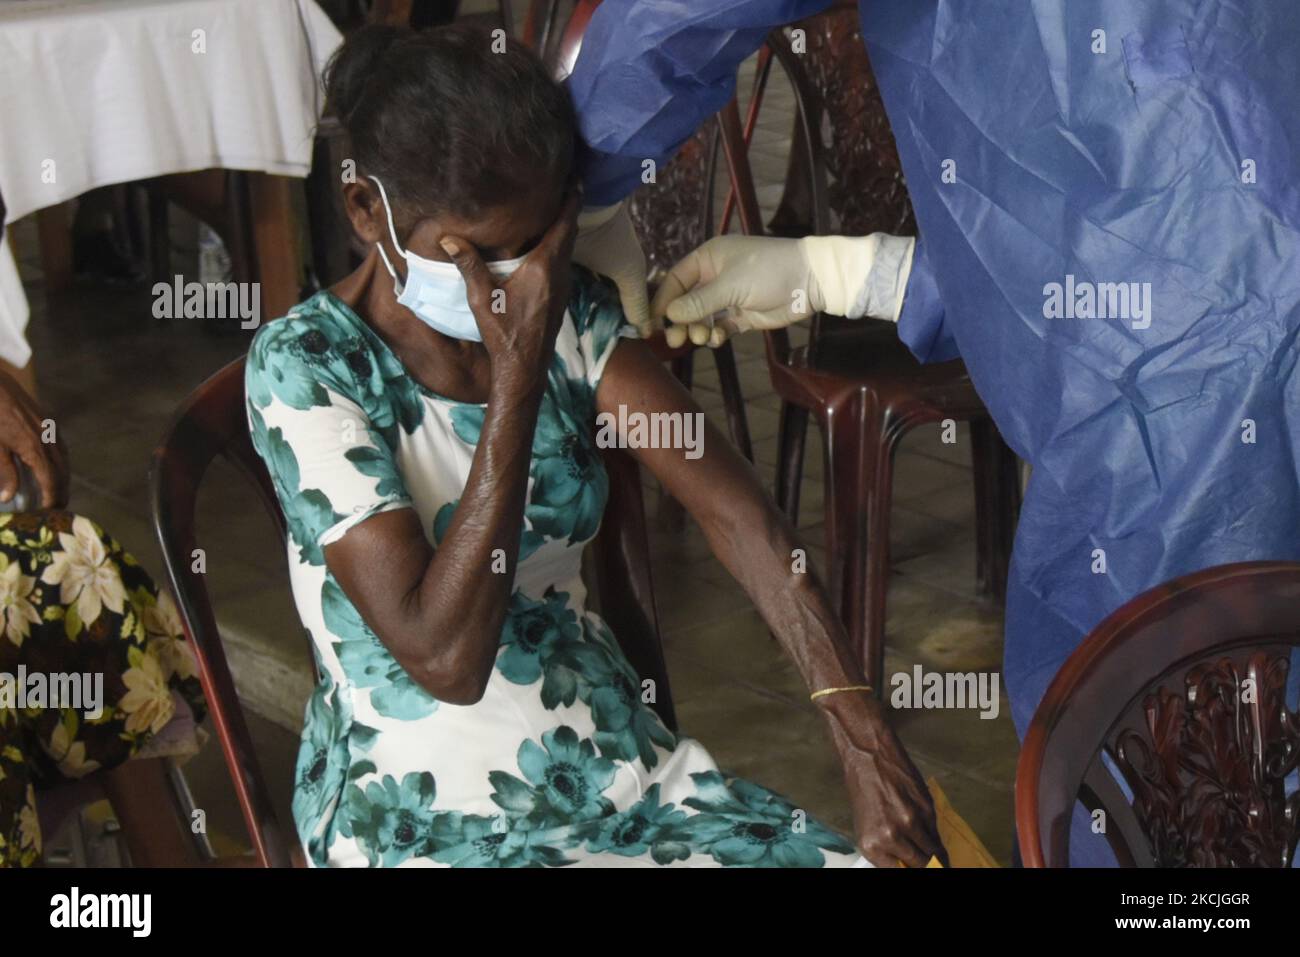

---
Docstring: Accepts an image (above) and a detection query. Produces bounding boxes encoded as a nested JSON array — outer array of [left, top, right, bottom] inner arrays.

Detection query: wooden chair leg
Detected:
[[147, 182, 171, 285], [972, 417, 1020, 602], [971, 416, 995, 598], [862, 422, 899, 691], [247, 172, 300, 321], [775, 401, 809, 523], [713, 342, 753, 461], [990, 426, 1021, 602], [305, 131, 353, 288], [35, 202, 74, 289], [111, 184, 140, 266], [821, 391, 880, 682], [225, 171, 256, 287]]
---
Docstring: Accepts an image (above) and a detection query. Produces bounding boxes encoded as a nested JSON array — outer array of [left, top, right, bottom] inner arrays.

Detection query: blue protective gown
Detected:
[[568, 0, 1300, 860]]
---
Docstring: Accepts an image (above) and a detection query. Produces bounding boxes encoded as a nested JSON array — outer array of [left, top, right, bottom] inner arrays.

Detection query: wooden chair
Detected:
[[712, 11, 1021, 688], [1016, 561, 1300, 868], [35, 758, 209, 867], [149, 355, 676, 866]]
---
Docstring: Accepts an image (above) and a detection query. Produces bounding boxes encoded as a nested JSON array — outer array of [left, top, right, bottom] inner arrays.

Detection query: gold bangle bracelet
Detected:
[[809, 684, 874, 702]]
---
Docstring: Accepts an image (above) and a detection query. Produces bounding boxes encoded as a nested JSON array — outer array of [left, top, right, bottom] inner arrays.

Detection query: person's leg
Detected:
[[0, 727, 42, 867], [10, 511, 208, 865], [0, 358, 37, 400], [0, 523, 42, 866], [101, 758, 201, 867]]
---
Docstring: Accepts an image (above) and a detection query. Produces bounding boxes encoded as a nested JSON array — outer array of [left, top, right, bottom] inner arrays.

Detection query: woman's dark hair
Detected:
[[324, 23, 576, 219]]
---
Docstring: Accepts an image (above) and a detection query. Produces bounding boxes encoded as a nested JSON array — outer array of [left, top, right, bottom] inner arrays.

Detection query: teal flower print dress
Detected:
[[246, 267, 865, 868]]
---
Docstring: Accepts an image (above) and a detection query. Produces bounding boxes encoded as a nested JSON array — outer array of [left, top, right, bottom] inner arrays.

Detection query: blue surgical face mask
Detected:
[[369, 175, 526, 342]]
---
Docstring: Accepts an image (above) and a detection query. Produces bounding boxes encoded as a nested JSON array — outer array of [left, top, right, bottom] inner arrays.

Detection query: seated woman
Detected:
[[0, 366, 205, 867], [246, 23, 942, 868]]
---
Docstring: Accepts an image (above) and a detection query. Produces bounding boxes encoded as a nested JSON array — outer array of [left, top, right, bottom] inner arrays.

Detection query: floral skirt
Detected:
[[0, 511, 205, 867]]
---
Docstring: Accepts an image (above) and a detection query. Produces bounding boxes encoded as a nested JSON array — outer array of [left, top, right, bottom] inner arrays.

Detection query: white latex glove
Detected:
[[651, 233, 916, 348], [572, 202, 652, 337]]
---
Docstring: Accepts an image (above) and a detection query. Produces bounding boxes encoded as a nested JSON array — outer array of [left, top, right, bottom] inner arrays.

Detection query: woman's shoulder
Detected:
[[246, 291, 388, 413], [563, 265, 633, 380], [566, 263, 623, 337]]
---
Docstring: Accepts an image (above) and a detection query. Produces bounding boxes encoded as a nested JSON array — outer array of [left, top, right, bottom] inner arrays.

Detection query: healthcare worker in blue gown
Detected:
[[564, 0, 1300, 865]]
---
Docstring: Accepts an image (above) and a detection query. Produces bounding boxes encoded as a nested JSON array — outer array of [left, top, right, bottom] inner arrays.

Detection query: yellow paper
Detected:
[[926, 777, 999, 868]]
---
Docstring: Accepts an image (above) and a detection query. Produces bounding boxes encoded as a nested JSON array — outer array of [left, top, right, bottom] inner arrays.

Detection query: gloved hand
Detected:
[[651, 233, 916, 348], [571, 202, 652, 337]]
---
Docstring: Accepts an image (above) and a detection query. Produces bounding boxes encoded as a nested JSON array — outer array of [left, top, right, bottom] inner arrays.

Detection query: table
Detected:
[[0, 0, 343, 365]]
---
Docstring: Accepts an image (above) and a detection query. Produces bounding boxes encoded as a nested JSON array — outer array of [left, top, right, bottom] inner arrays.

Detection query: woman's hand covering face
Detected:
[[439, 189, 582, 397]]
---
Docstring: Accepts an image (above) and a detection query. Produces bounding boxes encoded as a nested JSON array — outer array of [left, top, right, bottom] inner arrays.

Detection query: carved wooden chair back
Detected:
[[746, 2, 915, 362], [1016, 561, 1300, 867]]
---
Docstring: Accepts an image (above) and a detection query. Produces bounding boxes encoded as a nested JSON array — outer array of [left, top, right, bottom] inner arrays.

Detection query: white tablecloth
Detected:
[[0, 0, 342, 365]]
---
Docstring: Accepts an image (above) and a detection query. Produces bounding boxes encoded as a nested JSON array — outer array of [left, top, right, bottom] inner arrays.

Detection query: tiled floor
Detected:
[[10, 55, 1020, 864]]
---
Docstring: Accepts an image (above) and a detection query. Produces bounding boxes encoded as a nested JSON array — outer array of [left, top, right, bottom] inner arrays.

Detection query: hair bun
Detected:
[[324, 24, 411, 125]]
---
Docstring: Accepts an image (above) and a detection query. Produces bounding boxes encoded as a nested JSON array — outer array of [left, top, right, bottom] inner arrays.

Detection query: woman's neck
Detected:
[[330, 250, 494, 404]]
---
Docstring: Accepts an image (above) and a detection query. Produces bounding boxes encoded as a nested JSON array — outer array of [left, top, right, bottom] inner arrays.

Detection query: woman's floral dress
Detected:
[[246, 268, 863, 867], [0, 511, 206, 867]]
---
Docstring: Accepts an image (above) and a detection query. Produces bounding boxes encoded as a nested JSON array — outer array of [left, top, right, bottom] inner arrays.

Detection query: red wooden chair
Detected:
[[150, 355, 675, 866], [712, 10, 1021, 689], [33, 756, 208, 867], [1016, 561, 1300, 867]]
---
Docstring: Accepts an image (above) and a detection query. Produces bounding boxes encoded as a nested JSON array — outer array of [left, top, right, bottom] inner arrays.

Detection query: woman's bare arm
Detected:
[[322, 379, 544, 706], [595, 337, 945, 866]]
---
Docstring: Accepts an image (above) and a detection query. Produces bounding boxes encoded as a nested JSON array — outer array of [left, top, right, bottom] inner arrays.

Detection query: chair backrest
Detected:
[[627, 121, 719, 283], [150, 358, 291, 866], [708, 12, 917, 362], [151, 354, 674, 866], [1015, 561, 1300, 867], [777, 2, 915, 238]]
